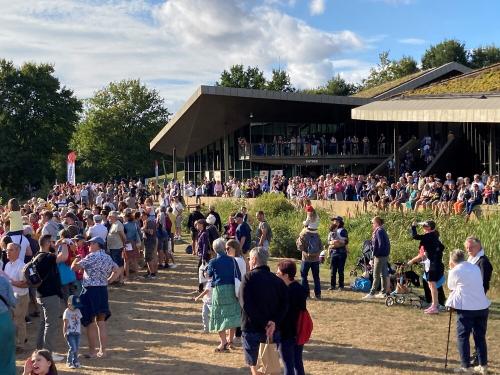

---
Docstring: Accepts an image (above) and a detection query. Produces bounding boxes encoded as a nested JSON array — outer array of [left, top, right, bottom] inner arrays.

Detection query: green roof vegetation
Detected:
[[352, 70, 425, 98], [406, 63, 500, 96]]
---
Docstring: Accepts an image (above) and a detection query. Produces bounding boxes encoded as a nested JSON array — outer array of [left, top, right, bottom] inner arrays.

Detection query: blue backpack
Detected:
[[351, 277, 371, 293]]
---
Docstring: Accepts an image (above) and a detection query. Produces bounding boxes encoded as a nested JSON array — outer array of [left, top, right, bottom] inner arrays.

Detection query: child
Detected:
[[6, 198, 23, 234], [194, 275, 212, 333], [63, 295, 83, 368]]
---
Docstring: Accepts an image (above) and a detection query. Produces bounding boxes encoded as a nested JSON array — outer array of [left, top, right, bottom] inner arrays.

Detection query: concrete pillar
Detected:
[[223, 134, 229, 182], [393, 122, 400, 179], [489, 124, 497, 175], [172, 147, 177, 181]]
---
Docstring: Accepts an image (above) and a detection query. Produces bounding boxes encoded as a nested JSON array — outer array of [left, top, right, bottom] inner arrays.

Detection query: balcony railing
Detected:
[[238, 142, 393, 160]]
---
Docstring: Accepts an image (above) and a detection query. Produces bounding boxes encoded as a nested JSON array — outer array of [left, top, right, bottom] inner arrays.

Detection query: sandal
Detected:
[[214, 343, 229, 353]]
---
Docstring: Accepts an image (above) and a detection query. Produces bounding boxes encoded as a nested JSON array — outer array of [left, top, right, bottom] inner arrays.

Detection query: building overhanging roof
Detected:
[[150, 85, 371, 157], [351, 95, 500, 123]]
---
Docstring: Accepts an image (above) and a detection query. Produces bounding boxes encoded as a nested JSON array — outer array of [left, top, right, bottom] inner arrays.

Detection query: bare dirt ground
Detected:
[[16, 244, 499, 375]]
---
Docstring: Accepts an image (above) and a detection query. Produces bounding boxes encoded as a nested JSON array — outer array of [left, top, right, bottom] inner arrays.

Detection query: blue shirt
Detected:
[[207, 253, 241, 287], [236, 222, 252, 251], [0, 275, 16, 313]]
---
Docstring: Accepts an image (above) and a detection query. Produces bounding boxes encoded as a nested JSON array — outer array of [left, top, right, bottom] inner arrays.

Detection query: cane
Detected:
[[445, 308, 453, 369]]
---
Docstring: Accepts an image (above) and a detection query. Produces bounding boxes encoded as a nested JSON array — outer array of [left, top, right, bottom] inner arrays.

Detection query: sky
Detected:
[[1, 0, 499, 113]]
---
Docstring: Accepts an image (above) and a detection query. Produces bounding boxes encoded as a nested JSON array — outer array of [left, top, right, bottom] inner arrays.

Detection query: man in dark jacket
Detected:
[[187, 205, 205, 253], [240, 247, 288, 375], [363, 216, 390, 299]]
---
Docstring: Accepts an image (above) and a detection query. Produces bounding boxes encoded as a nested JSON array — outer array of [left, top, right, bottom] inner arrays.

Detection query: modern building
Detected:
[[150, 62, 499, 182]]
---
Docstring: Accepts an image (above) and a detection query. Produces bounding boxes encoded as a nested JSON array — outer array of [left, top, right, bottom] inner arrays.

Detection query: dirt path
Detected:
[[16, 247, 499, 374]]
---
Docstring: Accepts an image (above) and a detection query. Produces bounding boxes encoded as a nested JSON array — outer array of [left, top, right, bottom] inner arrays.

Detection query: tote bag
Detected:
[[233, 258, 241, 298], [296, 309, 313, 345], [257, 337, 281, 375]]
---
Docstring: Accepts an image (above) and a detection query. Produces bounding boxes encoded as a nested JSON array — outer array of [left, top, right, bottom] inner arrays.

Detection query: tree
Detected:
[[216, 65, 266, 89], [421, 39, 468, 69], [362, 52, 419, 89], [266, 69, 295, 92], [71, 79, 170, 180], [304, 75, 358, 96], [469, 45, 500, 68], [0, 59, 82, 196]]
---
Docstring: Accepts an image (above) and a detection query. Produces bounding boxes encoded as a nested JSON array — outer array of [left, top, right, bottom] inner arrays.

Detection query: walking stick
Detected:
[[445, 308, 453, 369]]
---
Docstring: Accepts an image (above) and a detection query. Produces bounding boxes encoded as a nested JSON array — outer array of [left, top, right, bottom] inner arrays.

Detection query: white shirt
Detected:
[[4, 258, 29, 297], [235, 256, 247, 280], [63, 308, 83, 334], [446, 262, 490, 311], [467, 249, 485, 265], [87, 223, 108, 242], [9, 234, 30, 260]]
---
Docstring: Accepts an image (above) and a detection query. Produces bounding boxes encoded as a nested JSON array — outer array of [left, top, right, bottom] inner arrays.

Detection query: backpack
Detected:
[[304, 232, 322, 255], [296, 309, 313, 345], [351, 277, 371, 293], [22, 252, 47, 288]]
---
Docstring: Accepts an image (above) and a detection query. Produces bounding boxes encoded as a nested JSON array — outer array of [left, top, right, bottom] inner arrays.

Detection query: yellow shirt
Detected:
[[168, 213, 176, 232], [8, 211, 23, 232]]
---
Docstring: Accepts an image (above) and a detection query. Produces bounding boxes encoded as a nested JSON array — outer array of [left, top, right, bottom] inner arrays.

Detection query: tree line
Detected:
[[1, 39, 499, 197], [218, 39, 500, 95]]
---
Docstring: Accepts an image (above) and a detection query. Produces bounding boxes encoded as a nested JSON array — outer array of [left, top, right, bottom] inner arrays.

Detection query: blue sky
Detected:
[[0, 0, 498, 112]]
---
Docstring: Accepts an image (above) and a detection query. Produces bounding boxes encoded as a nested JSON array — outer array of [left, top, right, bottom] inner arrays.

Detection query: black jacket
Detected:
[[411, 227, 444, 272], [241, 265, 289, 334], [280, 281, 307, 340], [476, 255, 493, 293], [187, 210, 205, 231]]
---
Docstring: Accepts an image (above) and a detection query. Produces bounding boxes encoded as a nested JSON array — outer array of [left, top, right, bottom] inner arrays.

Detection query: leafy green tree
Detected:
[[469, 45, 500, 68], [304, 74, 358, 96], [266, 69, 295, 92], [0, 59, 82, 196], [421, 39, 468, 69], [362, 52, 419, 89], [71, 79, 170, 180], [216, 64, 267, 89]]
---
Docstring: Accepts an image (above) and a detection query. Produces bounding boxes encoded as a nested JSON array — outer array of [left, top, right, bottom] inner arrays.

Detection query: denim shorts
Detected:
[[110, 249, 124, 267], [242, 331, 281, 366]]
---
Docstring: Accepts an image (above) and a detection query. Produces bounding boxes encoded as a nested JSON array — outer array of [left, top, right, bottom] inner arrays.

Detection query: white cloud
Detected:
[[0, 0, 366, 112], [309, 0, 326, 15], [399, 37, 426, 45]]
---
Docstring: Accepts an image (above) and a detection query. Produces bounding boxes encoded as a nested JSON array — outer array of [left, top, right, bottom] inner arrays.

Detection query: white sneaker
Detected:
[[473, 365, 488, 375], [375, 293, 387, 299], [362, 293, 375, 300], [170, 263, 178, 269], [52, 354, 65, 362], [453, 367, 473, 374]]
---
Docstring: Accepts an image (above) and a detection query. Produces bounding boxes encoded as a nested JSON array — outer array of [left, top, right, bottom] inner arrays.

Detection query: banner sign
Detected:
[[270, 170, 283, 179], [67, 151, 76, 185], [259, 170, 269, 183]]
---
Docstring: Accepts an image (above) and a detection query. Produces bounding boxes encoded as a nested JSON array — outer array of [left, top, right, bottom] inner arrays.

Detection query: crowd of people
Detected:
[[0, 173, 496, 375], [184, 171, 499, 218]]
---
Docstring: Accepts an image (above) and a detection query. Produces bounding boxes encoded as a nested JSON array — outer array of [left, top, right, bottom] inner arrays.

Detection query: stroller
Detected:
[[385, 262, 425, 309], [349, 240, 373, 278]]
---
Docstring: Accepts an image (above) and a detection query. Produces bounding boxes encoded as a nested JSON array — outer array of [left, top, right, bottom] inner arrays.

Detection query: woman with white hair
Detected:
[[206, 238, 241, 352]]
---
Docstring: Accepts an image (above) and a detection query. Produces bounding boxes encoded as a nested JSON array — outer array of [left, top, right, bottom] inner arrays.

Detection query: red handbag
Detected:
[[296, 309, 313, 345]]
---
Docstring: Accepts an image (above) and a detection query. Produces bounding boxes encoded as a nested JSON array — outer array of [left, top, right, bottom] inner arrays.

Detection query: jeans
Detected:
[[36, 295, 60, 352], [456, 309, 489, 367], [330, 252, 347, 289], [202, 302, 211, 332], [301, 261, 321, 298], [370, 256, 388, 295], [66, 332, 80, 365], [279, 337, 305, 375], [466, 199, 481, 215]]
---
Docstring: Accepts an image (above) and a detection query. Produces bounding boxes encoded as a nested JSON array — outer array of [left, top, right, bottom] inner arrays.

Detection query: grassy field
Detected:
[[15, 242, 499, 375]]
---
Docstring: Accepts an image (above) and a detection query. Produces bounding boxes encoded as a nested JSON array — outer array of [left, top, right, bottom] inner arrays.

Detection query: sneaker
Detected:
[[424, 306, 439, 314], [67, 363, 75, 369], [438, 304, 447, 312], [52, 354, 65, 362], [338, 287, 344, 291], [453, 367, 473, 374], [375, 293, 387, 299], [314, 295, 321, 300], [362, 293, 375, 300], [328, 287, 336, 291], [150, 274, 157, 279], [473, 365, 488, 375], [143, 274, 152, 280], [169, 263, 178, 269], [74, 362, 81, 368]]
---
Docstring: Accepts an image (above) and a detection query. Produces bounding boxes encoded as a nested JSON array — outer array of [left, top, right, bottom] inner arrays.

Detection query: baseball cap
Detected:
[[86, 237, 105, 247], [331, 216, 344, 223], [68, 295, 83, 309]]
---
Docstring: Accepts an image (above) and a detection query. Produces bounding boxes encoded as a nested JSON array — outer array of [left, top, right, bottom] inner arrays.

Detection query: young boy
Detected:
[[63, 295, 83, 368], [194, 272, 212, 333]]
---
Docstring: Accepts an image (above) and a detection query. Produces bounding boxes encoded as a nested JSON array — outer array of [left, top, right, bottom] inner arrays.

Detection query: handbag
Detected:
[[58, 262, 76, 286], [296, 309, 313, 345], [233, 258, 241, 298], [256, 336, 281, 375]]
